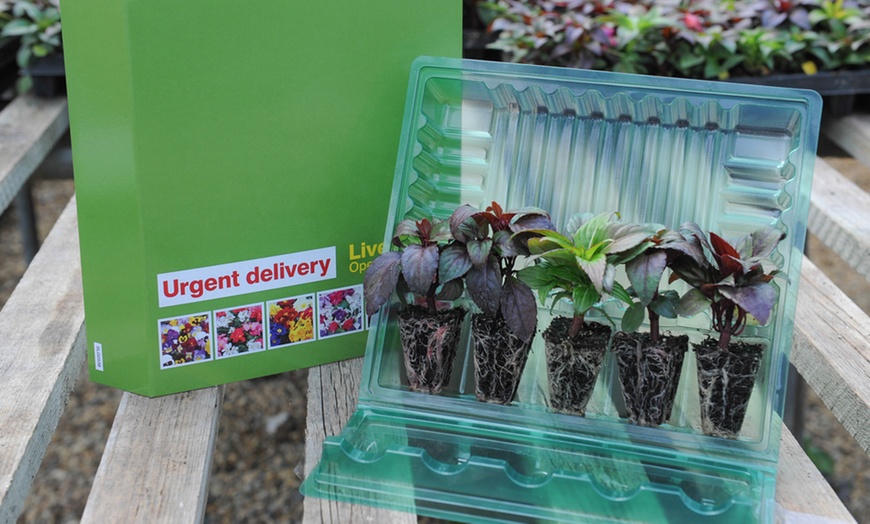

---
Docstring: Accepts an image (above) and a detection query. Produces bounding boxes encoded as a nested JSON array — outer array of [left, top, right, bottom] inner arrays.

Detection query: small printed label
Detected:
[[94, 342, 104, 371], [157, 246, 337, 308]]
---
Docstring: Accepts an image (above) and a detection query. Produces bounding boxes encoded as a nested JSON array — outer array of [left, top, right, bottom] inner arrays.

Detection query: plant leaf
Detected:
[[621, 302, 645, 333], [466, 255, 502, 317], [576, 252, 607, 292], [649, 294, 678, 319], [511, 212, 555, 233], [745, 226, 783, 260], [493, 229, 521, 257], [719, 282, 777, 325], [393, 219, 418, 239], [401, 244, 439, 296], [516, 264, 549, 289], [467, 238, 493, 267], [573, 285, 600, 316], [449, 204, 479, 243], [625, 250, 667, 306], [436, 278, 464, 301], [438, 243, 473, 283], [676, 288, 710, 317], [363, 251, 401, 316], [501, 276, 537, 342], [429, 219, 453, 243], [609, 279, 632, 305]]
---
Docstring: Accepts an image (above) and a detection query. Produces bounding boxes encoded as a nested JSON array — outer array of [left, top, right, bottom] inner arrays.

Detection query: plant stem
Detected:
[[568, 313, 585, 339], [426, 283, 438, 314], [718, 305, 734, 350], [649, 308, 660, 344]]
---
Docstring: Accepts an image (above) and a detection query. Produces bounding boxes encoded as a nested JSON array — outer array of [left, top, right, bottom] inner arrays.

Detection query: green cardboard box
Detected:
[[62, 1, 461, 397]]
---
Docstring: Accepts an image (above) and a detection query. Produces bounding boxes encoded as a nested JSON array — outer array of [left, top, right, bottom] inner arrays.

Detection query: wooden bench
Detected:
[[0, 92, 867, 523]]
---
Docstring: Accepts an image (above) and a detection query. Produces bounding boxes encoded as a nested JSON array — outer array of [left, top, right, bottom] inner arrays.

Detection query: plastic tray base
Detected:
[[302, 408, 777, 523]]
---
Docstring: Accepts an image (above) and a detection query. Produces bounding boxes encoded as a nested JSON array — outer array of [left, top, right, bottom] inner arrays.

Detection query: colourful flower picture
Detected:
[[318, 285, 363, 339], [159, 312, 212, 368], [267, 294, 315, 349], [215, 303, 265, 359]]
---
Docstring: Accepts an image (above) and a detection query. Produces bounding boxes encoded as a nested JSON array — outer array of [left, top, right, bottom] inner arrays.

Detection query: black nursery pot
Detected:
[[694, 338, 763, 439], [612, 332, 688, 427], [471, 314, 533, 405], [24, 53, 65, 98], [396, 305, 466, 395], [542, 317, 610, 416]]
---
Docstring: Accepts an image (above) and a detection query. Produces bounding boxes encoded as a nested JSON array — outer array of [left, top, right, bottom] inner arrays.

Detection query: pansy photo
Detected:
[[267, 294, 315, 349], [159, 312, 212, 368], [317, 285, 364, 339], [215, 303, 265, 359]]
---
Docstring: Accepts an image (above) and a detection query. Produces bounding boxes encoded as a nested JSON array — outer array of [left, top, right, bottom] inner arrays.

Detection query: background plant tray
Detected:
[[302, 57, 822, 522]]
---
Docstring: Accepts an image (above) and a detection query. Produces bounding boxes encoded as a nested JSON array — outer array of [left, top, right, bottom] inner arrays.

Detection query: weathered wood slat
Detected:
[[0, 198, 85, 523], [303, 358, 416, 524], [778, 428, 856, 523], [823, 113, 870, 169], [0, 95, 68, 217], [792, 256, 870, 455], [808, 157, 870, 281], [80, 386, 224, 523]]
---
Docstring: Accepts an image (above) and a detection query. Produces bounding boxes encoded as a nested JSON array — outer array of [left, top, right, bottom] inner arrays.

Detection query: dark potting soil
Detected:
[[471, 314, 533, 405], [542, 317, 610, 416], [612, 332, 688, 427], [397, 305, 466, 395], [694, 338, 763, 438]]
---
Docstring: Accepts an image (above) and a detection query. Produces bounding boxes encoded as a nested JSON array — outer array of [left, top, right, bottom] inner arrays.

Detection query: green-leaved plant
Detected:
[[0, 0, 61, 69], [517, 211, 649, 338]]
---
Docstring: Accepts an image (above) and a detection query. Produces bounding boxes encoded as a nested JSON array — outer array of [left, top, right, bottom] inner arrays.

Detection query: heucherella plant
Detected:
[[364, 217, 462, 316], [668, 223, 785, 437], [363, 216, 467, 395], [447, 201, 555, 343], [517, 211, 651, 338], [619, 226, 706, 341], [670, 223, 784, 350], [447, 201, 555, 405]]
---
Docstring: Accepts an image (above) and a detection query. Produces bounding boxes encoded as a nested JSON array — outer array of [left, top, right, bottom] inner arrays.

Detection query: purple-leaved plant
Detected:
[[670, 223, 784, 350]]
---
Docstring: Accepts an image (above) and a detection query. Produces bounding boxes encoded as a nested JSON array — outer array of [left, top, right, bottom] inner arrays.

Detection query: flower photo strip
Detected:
[[215, 303, 265, 359], [318, 285, 364, 339], [159, 312, 212, 368], [267, 294, 316, 349]]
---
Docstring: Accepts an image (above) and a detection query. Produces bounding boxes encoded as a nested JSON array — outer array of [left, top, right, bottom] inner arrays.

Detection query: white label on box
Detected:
[[94, 342, 104, 371], [156, 246, 337, 308]]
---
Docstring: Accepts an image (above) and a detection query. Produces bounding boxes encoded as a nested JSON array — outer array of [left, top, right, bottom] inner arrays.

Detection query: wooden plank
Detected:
[[0, 198, 85, 523], [0, 94, 69, 217], [823, 113, 870, 169], [792, 257, 870, 455], [808, 157, 870, 281], [80, 386, 224, 524], [777, 427, 856, 523], [303, 358, 416, 524]]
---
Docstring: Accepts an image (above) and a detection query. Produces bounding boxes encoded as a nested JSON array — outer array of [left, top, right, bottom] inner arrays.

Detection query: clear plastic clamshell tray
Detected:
[[302, 57, 822, 522]]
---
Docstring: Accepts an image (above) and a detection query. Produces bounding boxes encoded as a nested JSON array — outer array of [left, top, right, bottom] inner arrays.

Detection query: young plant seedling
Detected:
[[364, 217, 463, 316], [670, 223, 784, 349], [620, 226, 707, 341], [517, 212, 649, 337], [447, 201, 554, 343]]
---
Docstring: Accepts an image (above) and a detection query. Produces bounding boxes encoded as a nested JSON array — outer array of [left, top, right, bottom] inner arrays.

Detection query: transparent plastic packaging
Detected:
[[302, 57, 822, 522]]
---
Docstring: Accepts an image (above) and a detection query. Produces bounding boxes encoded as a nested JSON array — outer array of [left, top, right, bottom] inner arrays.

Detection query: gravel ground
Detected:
[[5, 139, 869, 523]]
